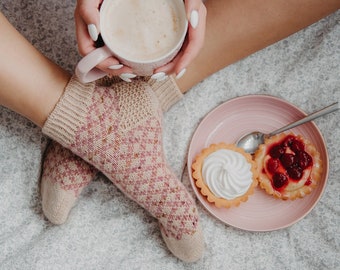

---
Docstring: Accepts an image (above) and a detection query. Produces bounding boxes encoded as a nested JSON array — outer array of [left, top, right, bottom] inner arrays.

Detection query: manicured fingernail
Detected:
[[151, 72, 168, 82], [88, 24, 98, 41], [190, 10, 199, 29], [119, 73, 137, 82], [108, 64, 123, 70], [176, 68, 186, 80]]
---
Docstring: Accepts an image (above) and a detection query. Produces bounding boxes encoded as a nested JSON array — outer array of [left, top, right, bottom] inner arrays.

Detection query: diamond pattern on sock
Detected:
[[63, 81, 199, 239], [43, 141, 97, 195], [42, 77, 203, 260]]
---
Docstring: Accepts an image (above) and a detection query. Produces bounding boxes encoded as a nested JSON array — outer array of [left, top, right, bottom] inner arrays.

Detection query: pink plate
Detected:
[[187, 95, 329, 231]]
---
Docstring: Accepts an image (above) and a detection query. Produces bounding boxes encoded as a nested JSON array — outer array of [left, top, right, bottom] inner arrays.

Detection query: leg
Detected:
[[0, 12, 98, 225], [0, 11, 69, 127], [176, 0, 340, 92]]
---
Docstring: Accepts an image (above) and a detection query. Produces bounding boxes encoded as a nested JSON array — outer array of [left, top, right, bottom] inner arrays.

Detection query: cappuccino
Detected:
[[101, 0, 186, 62], [76, 0, 187, 82]]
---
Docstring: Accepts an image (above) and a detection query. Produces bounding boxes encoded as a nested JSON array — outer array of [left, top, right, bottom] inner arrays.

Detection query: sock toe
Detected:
[[40, 141, 96, 224], [41, 179, 77, 225], [161, 224, 205, 262]]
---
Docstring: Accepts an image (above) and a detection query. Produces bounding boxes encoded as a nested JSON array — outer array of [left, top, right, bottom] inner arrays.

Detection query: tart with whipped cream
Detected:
[[254, 133, 322, 200], [192, 143, 258, 208]]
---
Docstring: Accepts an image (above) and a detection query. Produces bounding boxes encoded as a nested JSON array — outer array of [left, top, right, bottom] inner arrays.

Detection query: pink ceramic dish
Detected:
[[187, 95, 329, 231]]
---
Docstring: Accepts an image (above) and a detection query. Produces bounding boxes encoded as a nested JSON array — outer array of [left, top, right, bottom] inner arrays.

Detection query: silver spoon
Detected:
[[236, 102, 339, 154]]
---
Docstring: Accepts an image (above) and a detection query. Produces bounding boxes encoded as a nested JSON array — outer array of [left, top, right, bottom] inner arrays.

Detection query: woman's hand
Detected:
[[74, 0, 134, 81], [154, 0, 207, 80], [74, 0, 206, 81]]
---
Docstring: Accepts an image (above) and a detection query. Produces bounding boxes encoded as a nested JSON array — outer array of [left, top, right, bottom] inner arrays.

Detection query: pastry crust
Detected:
[[192, 143, 258, 208], [254, 133, 322, 200]]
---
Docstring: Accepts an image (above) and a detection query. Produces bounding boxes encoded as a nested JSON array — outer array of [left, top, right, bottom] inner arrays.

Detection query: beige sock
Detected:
[[40, 76, 182, 225], [41, 76, 203, 261]]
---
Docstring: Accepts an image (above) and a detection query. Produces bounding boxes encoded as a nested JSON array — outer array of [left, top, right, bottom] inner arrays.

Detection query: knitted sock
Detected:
[[40, 140, 97, 224], [40, 76, 182, 225], [42, 76, 203, 261]]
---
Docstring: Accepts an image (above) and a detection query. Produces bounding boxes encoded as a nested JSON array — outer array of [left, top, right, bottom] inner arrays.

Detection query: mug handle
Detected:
[[75, 46, 112, 83]]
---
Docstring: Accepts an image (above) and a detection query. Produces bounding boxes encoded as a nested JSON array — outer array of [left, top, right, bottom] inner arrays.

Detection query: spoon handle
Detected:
[[269, 102, 339, 136]]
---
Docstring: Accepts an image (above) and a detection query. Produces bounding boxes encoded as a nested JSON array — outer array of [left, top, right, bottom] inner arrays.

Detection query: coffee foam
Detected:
[[101, 0, 185, 61]]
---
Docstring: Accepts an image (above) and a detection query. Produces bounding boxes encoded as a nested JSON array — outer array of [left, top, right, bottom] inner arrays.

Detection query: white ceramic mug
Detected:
[[76, 0, 188, 83]]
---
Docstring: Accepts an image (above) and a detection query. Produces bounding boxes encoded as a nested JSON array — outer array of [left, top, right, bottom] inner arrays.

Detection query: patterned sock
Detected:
[[42, 76, 203, 261], [41, 140, 97, 224], [40, 76, 182, 225]]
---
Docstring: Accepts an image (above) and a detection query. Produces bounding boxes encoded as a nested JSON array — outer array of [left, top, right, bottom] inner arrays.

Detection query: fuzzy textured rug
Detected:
[[1, 1, 339, 269]]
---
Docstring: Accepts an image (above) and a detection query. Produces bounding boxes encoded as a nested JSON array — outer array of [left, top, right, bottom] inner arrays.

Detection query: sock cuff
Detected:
[[147, 76, 183, 112], [95, 75, 183, 112], [42, 76, 94, 146]]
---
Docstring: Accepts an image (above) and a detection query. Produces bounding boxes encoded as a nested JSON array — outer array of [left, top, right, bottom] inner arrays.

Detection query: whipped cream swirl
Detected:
[[202, 149, 253, 200]]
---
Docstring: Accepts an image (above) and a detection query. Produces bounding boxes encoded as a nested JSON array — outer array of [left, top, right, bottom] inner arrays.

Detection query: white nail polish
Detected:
[[157, 75, 169, 82], [190, 10, 199, 29], [108, 64, 123, 70], [151, 72, 167, 81], [176, 68, 186, 80], [88, 24, 98, 41], [119, 73, 137, 82]]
